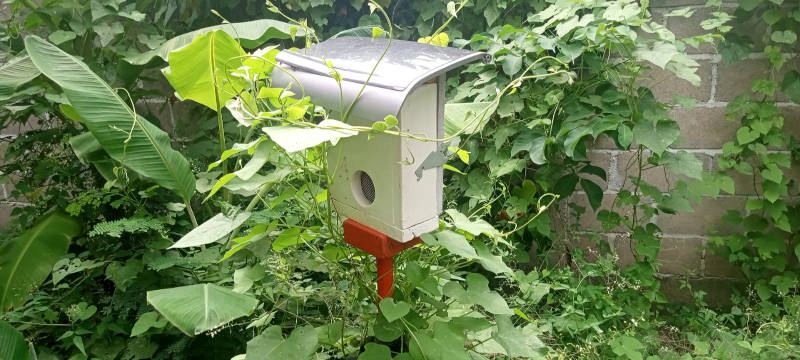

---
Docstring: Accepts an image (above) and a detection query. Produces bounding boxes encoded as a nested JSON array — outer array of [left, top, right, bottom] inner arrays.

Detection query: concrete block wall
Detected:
[[569, 0, 799, 303]]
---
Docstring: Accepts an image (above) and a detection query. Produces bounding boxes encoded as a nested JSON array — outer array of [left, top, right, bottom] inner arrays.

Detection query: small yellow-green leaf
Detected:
[[372, 27, 385, 39], [383, 114, 398, 128], [285, 105, 307, 121]]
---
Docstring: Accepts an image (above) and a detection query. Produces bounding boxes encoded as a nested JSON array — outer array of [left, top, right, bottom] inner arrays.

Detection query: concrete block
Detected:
[[614, 235, 703, 275], [665, 7, 726, 54], [703, 250, 745, 278], [670, 106, 738, 149], [659, 276, 745, 307], [780, 105, 800, 140], [572, 193, 635, 233], [585, 151, 611, 190], [642, 60, 712, 103], [618, 150, 713, 192], [717, 59, 790, 102], [655, 196, 747, 235]]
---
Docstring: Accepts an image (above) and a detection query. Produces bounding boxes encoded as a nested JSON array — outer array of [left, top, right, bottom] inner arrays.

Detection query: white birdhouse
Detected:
[[272, 37, 489, 242]]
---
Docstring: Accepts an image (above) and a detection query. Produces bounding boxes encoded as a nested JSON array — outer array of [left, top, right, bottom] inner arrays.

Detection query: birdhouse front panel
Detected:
[[326, 82, 440, 242]]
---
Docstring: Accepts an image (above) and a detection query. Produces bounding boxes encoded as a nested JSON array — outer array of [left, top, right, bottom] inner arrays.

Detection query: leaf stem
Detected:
[[184, 199, 199, 228]]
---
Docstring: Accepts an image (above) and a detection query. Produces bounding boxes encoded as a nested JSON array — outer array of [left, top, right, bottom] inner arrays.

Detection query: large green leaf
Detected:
[[443, 273, 513, 315], [491, 316, 547, 359], [444, 101, 498, 137], [168, 212, 251, 249], [0, 55, 41, 101], [246, 325, 318, 359], [0, 211, 81, 311], [126, 19, 303, 65], [25, 35, 196, 201], [146, 284, 259, 336], [632, 118, 679, 155], [163, 30, 246, 110], [0, 319, 32, 360]]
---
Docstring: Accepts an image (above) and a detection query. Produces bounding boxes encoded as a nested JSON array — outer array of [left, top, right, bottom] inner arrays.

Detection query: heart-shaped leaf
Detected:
[[379, 298, 411, 322], [761, 165, 784, 183], [147, 284, 259, 335], [736, 126, 760, 144], [771, 30, 797, 44], [246, 325, 318, 359]]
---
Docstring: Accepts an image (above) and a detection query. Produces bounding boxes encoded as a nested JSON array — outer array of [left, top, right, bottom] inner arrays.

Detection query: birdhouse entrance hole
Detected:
[[353, 170, 375, 206]]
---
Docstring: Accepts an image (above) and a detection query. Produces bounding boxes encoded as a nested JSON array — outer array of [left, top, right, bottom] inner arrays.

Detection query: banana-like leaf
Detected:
[[147, 284, 259, 335], [126, 19, 305, 65], [0, 211, 81, 312], [162, 30, 246, 110], [25, 36, 196, 201], [0, 319, 32, 360], [68, 132, 131, 186], [0, 55, 41, 101]]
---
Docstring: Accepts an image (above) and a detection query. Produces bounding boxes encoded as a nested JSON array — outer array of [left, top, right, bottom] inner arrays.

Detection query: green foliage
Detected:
[[0, 211, 81, 311], [128, 19, 305, 65], [25, 35, 197, 202], [705, 0, 800, 340], [89, 216, 172, 238], [146, 284, 259, 336], [0, 319, 32, 360]]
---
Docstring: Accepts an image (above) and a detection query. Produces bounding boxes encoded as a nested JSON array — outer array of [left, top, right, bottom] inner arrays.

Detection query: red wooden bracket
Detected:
[[342, 219, 421, 299]]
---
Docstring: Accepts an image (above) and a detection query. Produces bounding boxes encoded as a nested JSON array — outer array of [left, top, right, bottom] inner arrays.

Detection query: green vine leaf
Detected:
[[738, 0, 765, 11], [580, 178, 604, 211], [770, 30, 797, 44], [492, 316, 548, 358], [633, 119, 680, 155], [663, 151, 704, 179], [379, 298, 411, 322], [358, 343, 392, 360], [246, 325, 318, 359], [609, 335, 644, 360], [781, 70, 800, 103]]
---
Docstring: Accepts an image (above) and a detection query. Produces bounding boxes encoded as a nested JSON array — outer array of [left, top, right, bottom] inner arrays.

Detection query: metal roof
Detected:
[[271, 36, 490, 119]]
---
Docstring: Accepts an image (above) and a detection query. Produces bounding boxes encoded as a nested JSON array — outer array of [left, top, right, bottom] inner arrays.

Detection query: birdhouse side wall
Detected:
[[398, 83, 441, 234]]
